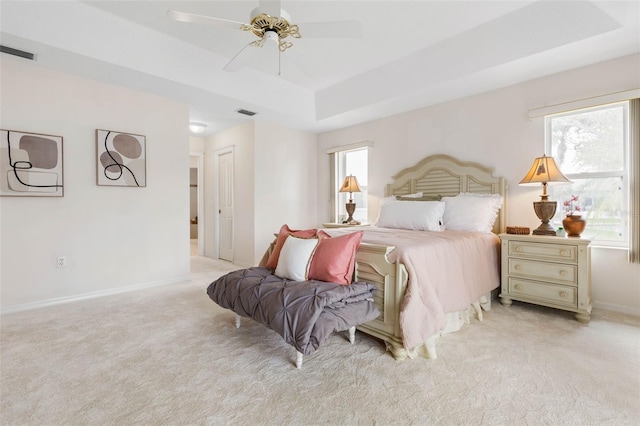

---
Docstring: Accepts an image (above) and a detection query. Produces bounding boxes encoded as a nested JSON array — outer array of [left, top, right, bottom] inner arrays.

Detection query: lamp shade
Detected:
[[339, 175, 362, 193], [519, 155, 571, 185]]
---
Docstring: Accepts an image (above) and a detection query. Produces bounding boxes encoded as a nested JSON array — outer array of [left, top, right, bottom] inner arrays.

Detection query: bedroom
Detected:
[[1, 0, 639, 424]]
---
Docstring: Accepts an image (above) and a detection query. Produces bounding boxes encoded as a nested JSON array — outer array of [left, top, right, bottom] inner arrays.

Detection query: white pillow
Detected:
[[376, 200, 445, 231], [442, 193, 503, 233], [275, 235, 319, 281]]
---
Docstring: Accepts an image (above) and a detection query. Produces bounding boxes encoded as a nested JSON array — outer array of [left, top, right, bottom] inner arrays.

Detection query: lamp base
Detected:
[[532, 223, 557, 236], [344, 202, 356, 224], [532, 200, 557, 236]]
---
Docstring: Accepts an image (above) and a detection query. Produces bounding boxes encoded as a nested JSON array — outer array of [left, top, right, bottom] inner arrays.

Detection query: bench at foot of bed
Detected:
[[207, 267, 380, 369], [235, 314, 356, 368]]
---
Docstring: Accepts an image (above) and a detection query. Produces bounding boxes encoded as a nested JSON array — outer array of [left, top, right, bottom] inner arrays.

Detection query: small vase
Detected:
[[562, 215, 586, 237]]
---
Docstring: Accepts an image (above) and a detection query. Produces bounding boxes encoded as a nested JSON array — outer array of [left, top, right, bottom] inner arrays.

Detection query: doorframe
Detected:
[[189, 152, 204, 256], [215, 145, 234, 261]]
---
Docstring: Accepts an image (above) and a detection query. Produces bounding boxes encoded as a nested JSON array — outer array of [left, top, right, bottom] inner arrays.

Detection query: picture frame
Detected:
[[96, 129, 146, 187], [0, 129, 64, 197]]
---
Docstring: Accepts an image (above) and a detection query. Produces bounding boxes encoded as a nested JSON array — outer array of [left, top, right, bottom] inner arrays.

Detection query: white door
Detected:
[[218, 150, 234, 262]]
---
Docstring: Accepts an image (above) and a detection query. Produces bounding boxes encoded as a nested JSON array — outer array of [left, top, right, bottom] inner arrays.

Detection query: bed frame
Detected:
[[353, 154, 507, 360]]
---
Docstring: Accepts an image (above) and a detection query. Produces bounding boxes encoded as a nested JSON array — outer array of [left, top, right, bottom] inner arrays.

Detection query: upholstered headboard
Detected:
[[384, 154, 508, 234]]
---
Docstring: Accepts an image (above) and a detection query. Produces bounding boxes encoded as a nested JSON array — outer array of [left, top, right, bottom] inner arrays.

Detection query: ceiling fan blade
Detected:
[[298, 20, 363, 38], [258, 0, 282, 17], [167, 10, 246, 31], [223, 42, 259, 72]]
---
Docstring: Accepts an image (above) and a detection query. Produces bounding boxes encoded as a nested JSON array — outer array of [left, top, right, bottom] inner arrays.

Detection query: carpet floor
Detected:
[[1, 256, 639, 425]]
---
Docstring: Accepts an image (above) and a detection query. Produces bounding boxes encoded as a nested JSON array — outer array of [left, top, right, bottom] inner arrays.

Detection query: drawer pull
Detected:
[[514, 264, 522, 271], [560, 250, 569, 256], [559, 291, 568, 298], [514, 246, 522, 252], [559, 270, 568, 277], [514, 284, 522, 290]]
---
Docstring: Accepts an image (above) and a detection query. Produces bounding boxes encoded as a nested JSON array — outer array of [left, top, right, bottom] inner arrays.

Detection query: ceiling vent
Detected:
[[0, 45, 35, 60], [236, 108, 257, 116]]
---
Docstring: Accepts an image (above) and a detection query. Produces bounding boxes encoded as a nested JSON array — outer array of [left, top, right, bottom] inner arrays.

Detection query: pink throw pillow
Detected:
[[265, 224, 318, 269], [308, 231, 364, 285]]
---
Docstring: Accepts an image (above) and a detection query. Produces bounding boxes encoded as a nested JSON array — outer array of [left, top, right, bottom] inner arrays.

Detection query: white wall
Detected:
[[189, 137, 205, 155], [202, 120, 318, 266], [0, 57, 191, 311], [254, 121, 318, 262], [317, 54, 640, 315]]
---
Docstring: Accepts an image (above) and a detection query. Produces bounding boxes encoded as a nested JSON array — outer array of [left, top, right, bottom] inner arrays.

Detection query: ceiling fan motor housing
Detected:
[[244, 7, 300, 51]]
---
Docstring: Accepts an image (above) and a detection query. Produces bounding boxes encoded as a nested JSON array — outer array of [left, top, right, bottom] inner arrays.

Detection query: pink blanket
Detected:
[[327, 227, 500, 350]]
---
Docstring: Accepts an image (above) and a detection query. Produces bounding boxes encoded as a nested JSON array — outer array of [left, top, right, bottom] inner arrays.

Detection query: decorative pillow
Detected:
[[265, 224, 318, 269], [442, 193, 503, 233], [376, 200, 445, 231], [308, 231, 364, 285], [274, 235, 319, 281]]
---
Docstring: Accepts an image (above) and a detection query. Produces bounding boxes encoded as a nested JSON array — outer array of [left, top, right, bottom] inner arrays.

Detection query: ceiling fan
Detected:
[[167, 0, 362, 75]]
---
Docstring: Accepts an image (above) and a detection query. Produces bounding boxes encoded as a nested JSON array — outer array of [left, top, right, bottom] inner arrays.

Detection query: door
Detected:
[[218, 149, 234, 262]]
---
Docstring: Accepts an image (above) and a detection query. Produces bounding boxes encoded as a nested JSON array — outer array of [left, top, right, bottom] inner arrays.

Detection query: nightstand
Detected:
[[322, 223, 370, 229], [499, 233, 592, 323]]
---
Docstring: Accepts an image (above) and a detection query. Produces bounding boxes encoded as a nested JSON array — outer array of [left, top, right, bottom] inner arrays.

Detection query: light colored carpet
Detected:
[[1, 256, 639, 425]]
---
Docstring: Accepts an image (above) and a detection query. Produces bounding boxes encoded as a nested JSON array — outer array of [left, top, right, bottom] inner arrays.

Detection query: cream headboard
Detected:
[[384, 154, 508, 234]]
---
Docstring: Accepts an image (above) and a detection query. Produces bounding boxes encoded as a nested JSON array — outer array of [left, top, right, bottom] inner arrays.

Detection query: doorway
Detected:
[[189, 152, 204, 256]]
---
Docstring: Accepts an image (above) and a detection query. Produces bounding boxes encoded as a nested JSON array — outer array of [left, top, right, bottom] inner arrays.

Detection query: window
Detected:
[[546, 101, 629, 246], [335, 148, 368, 223]]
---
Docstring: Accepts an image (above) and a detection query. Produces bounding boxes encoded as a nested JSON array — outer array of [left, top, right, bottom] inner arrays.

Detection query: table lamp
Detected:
[[519, 154, 571, 235], [339, 175, 362, 224]]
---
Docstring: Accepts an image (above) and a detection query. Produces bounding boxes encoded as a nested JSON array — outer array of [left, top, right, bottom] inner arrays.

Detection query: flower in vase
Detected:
[[563, 195, 581, 216]]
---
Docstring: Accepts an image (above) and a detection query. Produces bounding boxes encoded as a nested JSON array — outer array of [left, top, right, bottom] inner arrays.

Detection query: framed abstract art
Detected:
[[0, 129, 64, 197], [96, 129, 146, 187]]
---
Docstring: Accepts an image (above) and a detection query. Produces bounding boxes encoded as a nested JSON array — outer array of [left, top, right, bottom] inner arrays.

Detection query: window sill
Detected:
[[590, 244, 629, 251]]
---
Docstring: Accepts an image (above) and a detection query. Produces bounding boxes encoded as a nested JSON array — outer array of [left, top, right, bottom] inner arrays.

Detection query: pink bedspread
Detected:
[[327, 227, 500, 350]]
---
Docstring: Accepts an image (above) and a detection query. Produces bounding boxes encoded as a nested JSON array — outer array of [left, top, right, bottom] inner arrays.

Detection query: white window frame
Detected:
[[545, 101, 630, 248]]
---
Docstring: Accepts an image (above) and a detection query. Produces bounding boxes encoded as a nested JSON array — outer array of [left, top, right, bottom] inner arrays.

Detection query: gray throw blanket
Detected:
[[207, 267, 380, 355]]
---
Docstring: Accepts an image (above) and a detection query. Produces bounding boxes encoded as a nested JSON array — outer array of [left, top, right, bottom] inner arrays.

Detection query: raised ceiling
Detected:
[[1, 1, 639, 135]]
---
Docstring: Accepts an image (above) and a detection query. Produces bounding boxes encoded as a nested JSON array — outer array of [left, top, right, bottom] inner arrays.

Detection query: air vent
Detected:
[[0, 45, 35, 60], [236, 109, 257, 116]]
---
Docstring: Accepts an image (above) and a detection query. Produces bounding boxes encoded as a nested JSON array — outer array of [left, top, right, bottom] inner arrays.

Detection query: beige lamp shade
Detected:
[[519, 155, 571, 200], [339, 175, 362, 196]]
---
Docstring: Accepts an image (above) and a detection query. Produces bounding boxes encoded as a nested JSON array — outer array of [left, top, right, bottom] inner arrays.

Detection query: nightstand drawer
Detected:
[[508, 258, 577, 286], [509, 277, 577, 308], [508, 241, 577, 263]]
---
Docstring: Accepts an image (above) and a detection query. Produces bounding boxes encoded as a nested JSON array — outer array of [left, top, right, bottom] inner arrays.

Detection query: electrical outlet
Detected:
[[57, 256, 67, 268]]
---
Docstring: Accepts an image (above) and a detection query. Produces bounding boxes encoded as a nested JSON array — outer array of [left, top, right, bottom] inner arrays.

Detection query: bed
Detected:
[[338, 154, 507, 360]]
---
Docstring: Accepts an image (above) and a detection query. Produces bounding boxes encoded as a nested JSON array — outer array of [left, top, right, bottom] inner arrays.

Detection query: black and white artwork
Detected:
[[0, 129, 64, 197], [96, 129, 146, 187]]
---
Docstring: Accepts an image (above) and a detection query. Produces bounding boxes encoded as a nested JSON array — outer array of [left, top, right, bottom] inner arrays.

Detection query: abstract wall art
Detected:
[[96, 129, 146, 187], [0, 129, 64, 197]]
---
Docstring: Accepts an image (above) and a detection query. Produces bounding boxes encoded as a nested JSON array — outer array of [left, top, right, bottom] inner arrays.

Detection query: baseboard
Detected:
[[594, 300, 640, 318], [0, 274, 191, 315]]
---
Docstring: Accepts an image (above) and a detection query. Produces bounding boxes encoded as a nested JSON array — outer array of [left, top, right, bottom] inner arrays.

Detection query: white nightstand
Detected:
[[499, 233, 592, 323], [322, 223, 370, 229]]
